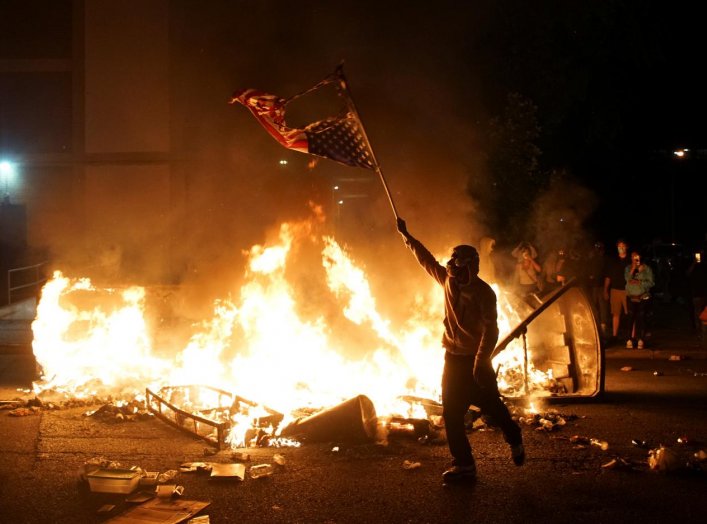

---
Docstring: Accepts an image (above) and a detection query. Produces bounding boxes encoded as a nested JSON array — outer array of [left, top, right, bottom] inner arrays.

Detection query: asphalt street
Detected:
[[1, 299, 706, 524]]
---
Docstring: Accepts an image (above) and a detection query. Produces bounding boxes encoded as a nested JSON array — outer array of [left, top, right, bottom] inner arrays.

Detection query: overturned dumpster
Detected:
[[493, 280, 603, 399]]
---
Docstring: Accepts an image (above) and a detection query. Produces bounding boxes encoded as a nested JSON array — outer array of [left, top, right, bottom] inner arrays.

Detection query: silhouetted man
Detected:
[[396, 218, 524, 484]]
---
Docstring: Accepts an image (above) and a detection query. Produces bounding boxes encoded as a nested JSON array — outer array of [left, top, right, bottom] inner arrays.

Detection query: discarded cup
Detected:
[[155, 484, 183, 498], [590, 438, 609, 451], [250, 464, 274, 479]]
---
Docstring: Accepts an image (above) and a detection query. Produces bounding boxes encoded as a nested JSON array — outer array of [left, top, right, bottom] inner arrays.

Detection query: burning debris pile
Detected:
[[86, 399, 153, 423], [27, 213, 603, 450], [1, 394, 118, 417]]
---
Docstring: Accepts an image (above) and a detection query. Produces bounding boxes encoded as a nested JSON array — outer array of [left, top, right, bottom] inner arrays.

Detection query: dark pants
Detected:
[[442, 352, 522, 467], [626, 298, 648, 340]]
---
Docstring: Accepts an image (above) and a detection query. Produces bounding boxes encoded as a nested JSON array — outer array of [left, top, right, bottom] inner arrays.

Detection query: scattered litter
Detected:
[[86, 468, 141, 494], [156, 484, 184, 498], [180, 462, 211, 473], [249, 463, 274, 479], [273, 453, 286, 466], [402, 460, 422, 470], [97, 504, 116, 514], [79, 456, 125, 480], [601, 457, 633, 470], [103, 498, 210, 524], [331, 446, 340, 453], [189, 516, 211, 524], [86, 401, 152, 423], [517, 409, 576, 432], [157, 470, 178, 483], [568, 435, 609, 450], [209, 463, 245, 481], [231, 452, 250, 462], [620, 366, 633, 372], [648, 446, 681, 472], [7, 407, 40, 417], [139, 471, 159, 486], [653, 371, 663, 376], [668, 355, 685, 361], [591, 438, 609, 451]]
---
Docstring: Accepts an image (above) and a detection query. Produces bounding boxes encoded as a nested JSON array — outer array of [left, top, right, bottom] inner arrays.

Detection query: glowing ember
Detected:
[[31, 211, 560, 447]]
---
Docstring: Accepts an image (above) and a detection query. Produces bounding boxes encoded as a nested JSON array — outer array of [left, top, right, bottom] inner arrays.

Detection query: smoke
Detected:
[[528, 171, 599, 257]]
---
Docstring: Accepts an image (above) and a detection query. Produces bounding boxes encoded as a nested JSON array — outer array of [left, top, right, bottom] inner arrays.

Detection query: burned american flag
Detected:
[[230, 88, 377, 170]]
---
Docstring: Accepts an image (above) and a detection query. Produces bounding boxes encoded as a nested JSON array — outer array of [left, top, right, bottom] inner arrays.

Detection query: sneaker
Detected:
[[511, 443, 525, 466], [442, 464, 477, 483], [637, 339, 644, 349], [626, 339, 633, 349]]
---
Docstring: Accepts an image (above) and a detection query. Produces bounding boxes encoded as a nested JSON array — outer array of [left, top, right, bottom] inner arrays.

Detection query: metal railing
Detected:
[[7, 261, 48, 305]]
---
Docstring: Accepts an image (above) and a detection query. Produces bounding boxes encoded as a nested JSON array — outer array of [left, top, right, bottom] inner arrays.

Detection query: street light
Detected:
[[0, 160, 15, 203], [670, 149, 688, 242]]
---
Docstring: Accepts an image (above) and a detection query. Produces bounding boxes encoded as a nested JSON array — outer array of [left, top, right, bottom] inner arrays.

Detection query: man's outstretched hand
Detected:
[[396, 217, 409, 239]]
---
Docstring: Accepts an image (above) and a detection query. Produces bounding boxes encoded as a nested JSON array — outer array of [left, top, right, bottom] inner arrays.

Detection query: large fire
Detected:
[[31, 209, 553, 447]]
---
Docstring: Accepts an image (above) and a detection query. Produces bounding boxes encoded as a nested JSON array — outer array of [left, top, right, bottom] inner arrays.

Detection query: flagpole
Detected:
[[334, 65, 399, 221]]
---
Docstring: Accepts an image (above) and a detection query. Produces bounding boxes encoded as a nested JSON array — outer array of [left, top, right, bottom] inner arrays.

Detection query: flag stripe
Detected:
[[231, 88, 376, 170], [231, 89, 308, 151]]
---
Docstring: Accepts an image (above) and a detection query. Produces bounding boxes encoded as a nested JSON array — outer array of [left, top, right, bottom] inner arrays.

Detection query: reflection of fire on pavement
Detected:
[[29, 212, 602, 448]]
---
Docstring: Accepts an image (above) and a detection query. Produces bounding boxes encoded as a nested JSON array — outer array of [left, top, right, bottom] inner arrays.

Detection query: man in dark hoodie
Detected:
[[396, 218, 524, 484]]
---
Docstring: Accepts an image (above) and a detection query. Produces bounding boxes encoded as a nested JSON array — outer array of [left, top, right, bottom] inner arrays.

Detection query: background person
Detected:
[[512, 241, 542, 302], [624, 251, 655, 349], [604, 239, 630, 344]]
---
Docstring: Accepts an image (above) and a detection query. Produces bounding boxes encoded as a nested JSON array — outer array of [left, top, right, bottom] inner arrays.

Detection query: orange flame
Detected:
[[31, 213, 553, 446]]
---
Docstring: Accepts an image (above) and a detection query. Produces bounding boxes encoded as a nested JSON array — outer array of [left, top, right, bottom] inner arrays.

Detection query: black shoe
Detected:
[[511, 443, 525, 466], [442, 464, 477, 483]]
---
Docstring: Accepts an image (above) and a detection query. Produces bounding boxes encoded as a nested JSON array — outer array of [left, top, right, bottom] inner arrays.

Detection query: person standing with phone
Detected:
[[624, 252, 655, 349]]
